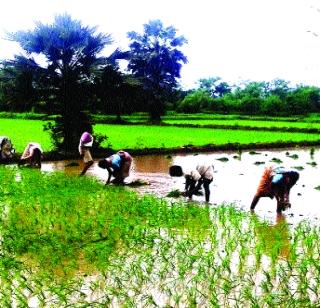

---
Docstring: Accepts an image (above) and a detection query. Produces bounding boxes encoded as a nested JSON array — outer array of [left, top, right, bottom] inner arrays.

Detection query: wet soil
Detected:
[[40, 146, 320, 226]]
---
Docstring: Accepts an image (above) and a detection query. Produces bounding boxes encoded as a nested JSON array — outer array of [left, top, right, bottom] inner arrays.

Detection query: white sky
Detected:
[[1, 0, 320, 89]]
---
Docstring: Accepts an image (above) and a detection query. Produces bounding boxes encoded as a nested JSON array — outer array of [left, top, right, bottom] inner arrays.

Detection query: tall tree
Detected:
[[126, 19, 188, 122], [94, 65, 143, 121], [2, 13, 112, 153], [1, 57, 39, 112]]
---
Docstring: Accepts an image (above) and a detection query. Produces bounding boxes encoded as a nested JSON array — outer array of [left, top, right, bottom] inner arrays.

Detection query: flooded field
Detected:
[[3, 148, 320, 306], [41, 146, 320, 225]]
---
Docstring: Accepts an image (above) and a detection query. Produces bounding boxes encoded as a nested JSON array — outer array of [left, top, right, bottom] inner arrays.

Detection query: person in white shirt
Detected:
[[184, 164, 214, 202]]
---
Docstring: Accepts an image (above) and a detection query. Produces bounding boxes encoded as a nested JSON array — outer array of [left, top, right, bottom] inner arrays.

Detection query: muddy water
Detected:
[[41, 147, 320, 225]]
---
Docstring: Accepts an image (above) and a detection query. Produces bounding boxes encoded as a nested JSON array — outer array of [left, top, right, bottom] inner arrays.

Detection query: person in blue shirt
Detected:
[[250, 166, 299, 213], [98, 151, 132, 184]]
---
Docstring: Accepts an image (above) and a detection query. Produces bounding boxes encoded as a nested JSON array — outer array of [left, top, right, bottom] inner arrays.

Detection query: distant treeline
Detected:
[[175, 79, 320, 116], [1, 76, 319, 117]]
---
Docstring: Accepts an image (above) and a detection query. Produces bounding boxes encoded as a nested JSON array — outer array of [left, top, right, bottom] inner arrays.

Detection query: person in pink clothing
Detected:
[[18, 142, 43, 168], [98, 150, 133, 184], [78, 130, 94, 176]]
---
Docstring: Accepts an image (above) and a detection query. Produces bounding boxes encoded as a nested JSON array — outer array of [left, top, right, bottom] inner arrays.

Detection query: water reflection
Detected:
[[254, 213, 291, 260], [133, 155, 173, 173]]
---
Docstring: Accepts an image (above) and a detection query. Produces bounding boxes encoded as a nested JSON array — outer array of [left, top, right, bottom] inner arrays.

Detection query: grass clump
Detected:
[[307, 161, 317, 167], [270, 157, 283, 164], [216, 157, 229, 162], [292, 166, 304, 171], [167, 189, 183, 198]]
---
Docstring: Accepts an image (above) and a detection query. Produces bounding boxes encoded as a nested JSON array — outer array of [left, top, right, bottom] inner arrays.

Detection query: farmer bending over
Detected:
[[79, 130, 94, 176], [98, 150, 132, 185], [169, 163, 214, 202], [185, 164, 214, 202], [18, 142, 43, 168], [0, 136, 15, 162], [250, 166, 299, 213]]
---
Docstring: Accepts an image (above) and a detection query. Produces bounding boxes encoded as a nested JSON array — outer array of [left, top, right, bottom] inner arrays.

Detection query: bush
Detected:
[[261, 95, 285, 115], [176, 90, 213, 113]]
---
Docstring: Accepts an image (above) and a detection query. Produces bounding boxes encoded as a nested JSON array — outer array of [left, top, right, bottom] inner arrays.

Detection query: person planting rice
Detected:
[[79, 130, 94, 176], [18, 142, 43, 168], [98, 150, 133, 184], [250, 166, 300, 213], [169, 163, 214, 202], [0, 136, 15, 162]]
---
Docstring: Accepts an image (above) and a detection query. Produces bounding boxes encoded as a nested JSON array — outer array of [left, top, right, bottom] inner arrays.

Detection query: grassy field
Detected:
[[163, 118, 320, 130], [0, 118, 52, 152], [1, 167, 320, 306], [1, 118, 320, 154], [95, 124, 320, 150]]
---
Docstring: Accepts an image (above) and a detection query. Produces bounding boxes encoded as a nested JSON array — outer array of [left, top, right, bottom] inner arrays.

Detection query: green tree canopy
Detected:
[[2, 13, 113, 153], [126, 19, 188, 121], [197, 77, 231, 98]]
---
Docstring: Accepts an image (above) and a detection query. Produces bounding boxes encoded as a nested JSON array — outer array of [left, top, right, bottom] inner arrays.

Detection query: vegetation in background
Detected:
[[177, 79, 320, 116], [1, 15, 320, 129]]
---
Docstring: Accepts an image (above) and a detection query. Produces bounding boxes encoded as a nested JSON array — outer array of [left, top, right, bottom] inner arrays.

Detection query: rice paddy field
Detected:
[[163, 118, 320, 130], [94, 124, 320, 150], [1, 117, 320, 153], [0, 166, 320, 306], [1, 114, 320, 306]]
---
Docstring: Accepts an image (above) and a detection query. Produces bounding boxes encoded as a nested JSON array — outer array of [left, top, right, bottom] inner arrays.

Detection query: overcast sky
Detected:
[[1, 0, 320, 89]]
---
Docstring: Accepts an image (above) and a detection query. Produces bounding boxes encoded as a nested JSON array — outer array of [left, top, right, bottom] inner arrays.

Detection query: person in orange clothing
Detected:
[[250, 166, 299, 213]]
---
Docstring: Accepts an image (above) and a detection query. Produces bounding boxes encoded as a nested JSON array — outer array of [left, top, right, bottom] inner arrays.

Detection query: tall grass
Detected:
[[1, 166, 320, 306]]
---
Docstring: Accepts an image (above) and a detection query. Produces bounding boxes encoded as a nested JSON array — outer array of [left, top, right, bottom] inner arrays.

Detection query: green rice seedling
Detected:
[[310, 147, 315, 159], [292, 166, 304, 171], [270, 157, 283, 164], [307, 161, 317, 167], [249, 151, 261, 155], [254, 161, 265, 165], [167, 189, 183, 198], [237, 146, 243, 160], [288, 153, 299, 159], [127, 179, 150, 187], [216, 157, 229, 162]]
